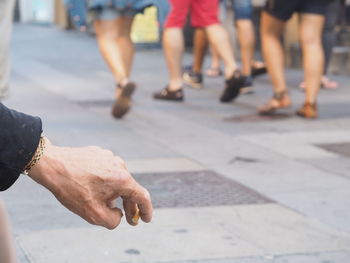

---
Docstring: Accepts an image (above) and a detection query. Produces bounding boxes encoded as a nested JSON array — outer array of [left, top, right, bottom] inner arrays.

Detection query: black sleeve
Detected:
[[0, 103, 42, 191]]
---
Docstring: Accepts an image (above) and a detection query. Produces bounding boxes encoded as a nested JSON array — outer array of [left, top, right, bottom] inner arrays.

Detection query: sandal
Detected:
[[206, 67, 223, 78], [251, 62, 267, 78], [296, 102, 318, 119], [153, 86, 184, 101], [112, 82, 136, 119], [258, 91, 292, 115], [321, 76, 338, 89], [299, 76, 338, 90]]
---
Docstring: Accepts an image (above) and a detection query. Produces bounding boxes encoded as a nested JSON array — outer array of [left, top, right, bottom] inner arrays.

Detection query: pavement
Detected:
[[1, 24, 350, 263]]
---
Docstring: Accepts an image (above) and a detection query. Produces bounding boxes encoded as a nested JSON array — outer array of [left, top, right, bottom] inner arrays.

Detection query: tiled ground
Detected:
[[1, 24, 350, 262]]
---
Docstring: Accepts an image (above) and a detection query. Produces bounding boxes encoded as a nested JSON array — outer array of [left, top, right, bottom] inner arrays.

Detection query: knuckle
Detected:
[[142, 189, 152, 202], [120, 159, 126, 167], [105, 224, 115, 230], [86, 213, 99, 226], [88, 207, 105, 226], [107, 219, 121, 230], [114, 156, 126, 167], [86, 146, 101, 151], [104, 150, 114, 156], [118, 170, 132, 185]]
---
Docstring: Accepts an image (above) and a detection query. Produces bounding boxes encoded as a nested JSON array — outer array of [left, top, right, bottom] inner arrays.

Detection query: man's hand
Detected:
[[28, 138, 152, 230]]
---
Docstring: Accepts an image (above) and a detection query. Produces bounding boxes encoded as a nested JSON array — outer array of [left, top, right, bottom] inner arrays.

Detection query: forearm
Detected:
[[0, 103, 42, 191]]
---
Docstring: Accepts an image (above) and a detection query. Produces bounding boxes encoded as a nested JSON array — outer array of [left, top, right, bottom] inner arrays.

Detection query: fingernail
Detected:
[[132, 209, 140, 224]]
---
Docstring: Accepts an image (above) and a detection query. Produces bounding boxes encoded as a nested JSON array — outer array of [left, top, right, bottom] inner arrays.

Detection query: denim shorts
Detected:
[[227, 0, 253, 21], [89, 7, 139, 20]]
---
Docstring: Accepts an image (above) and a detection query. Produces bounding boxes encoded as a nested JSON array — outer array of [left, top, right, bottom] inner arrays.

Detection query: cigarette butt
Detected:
[[132, 208, 140, 224]]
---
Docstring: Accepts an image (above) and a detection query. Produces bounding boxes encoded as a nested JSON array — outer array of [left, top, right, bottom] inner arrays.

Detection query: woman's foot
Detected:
[[299, 76, 338, 90], [183, 70, 203, 89], [321, 76, 338, 89], [296, 102, 318, 119], [153, 86, 184, 101], [111, 82, 136, 119], [220, 70, 245, 102], [205, 67, 223, 78], [251, 61, 267, 77], [258, 91, 292, 115]]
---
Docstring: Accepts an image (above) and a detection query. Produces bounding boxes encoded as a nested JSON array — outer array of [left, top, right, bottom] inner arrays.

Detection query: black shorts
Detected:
[[265, 0, 331, 21]]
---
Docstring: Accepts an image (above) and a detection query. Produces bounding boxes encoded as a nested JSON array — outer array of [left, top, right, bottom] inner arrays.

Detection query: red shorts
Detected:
[[164, 0, 219, 28]]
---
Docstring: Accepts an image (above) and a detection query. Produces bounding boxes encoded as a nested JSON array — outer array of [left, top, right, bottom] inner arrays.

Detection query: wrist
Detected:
[[23, 135, 46, 175], [27, 139, 65, 191]]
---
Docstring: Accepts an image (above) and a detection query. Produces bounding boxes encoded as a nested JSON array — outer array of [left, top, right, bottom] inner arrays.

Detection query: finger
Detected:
[[130, 186, 153, 223], [108, 199, 116, 208], [114, 156, 126, 169], [101, 207, 123, 230], [108, 167, 152, 223], [123, 199, 139, 226]]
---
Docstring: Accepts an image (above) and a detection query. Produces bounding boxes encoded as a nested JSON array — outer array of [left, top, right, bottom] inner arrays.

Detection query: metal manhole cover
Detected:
[[317, 142, 350, 158], [133, 171, 272, 208]]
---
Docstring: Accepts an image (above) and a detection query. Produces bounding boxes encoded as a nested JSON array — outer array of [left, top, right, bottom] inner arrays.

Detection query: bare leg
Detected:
[[94, 17, 134, 86], [261, 12, 286, 93], [0, 201, 17, 263], [117, 17, 135, 78], [236, 19, 255, 76], [258, 12, 291, 114], [299, 14, 325, 104], [94, 17, 136, 119], [210, 47, 221, 69], [163, 27, 184, 91], [192, 28, 208, 73], [205, 45, 222, 77], [205, 24, 238, 79]]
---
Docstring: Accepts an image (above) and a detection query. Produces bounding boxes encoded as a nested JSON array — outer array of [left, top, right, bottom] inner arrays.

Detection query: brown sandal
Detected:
[[112, 82, 136, 119], [296, 102, 318, 119], [258, 91, 292, 115]]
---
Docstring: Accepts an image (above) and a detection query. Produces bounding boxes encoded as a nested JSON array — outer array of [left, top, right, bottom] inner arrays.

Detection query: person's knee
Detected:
[[205, 24, 226, 42], [300, 30, 321, 47], [162, 27, 183, 48], [115, 29, 131, 40], [299, 15, 324, 47], [96, 28, 119, 40]]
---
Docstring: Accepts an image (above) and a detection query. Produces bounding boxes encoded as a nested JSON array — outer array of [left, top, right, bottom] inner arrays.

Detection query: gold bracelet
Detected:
[[23, 135, 46, 175]]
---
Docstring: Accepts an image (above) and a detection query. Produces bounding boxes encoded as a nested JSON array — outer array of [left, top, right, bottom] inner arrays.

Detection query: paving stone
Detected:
[[165, 251, 350, 263], [212, 159, 350, 195], [273, 189, 350, 233], [238, 130, 350, 159], [127, 158, 206, 174], [317, 142, 350, 158], [305, 157, 350, 179], [17, 204, 350, 263]]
